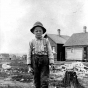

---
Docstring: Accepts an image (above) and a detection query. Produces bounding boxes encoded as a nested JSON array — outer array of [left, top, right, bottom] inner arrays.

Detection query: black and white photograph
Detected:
[[1, 0, 88, 88]]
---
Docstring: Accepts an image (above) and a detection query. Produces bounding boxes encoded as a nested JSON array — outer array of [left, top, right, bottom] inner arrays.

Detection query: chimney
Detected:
[[83, 26, 87, 33], [57, 29, 61, 36]]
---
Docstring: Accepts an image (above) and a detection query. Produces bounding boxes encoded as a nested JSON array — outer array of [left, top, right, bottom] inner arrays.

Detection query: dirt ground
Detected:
[[0, 78, 87, 88], [0, 61, 88, 88]]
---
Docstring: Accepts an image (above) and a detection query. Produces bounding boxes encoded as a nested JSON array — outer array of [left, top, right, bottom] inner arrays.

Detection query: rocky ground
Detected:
[[0, 60, 88, 88], [0, 74, 87, 88]]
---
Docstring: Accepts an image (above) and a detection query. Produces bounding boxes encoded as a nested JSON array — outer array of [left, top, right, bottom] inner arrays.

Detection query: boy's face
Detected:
[[33, 27, 43, 39]]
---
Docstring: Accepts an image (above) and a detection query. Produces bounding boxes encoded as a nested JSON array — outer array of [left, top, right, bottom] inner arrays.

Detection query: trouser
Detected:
[[31, 55, 49, 88]]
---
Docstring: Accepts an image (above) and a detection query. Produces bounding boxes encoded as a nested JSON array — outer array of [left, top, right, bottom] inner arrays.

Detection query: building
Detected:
[[0, 53, 10, 60], [64, 27, 88, 61], [44, 29, 70, 61]]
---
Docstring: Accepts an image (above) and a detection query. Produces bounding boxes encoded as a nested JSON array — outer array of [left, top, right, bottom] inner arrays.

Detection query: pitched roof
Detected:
[[46, 34, 70, 44], [64, 32, 88, 46]]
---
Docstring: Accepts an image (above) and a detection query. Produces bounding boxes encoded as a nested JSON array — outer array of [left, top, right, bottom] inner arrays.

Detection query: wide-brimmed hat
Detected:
[[30, 21, 46, 34]]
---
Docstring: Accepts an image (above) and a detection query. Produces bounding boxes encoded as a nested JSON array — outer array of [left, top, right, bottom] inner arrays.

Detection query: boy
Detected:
[[27, 21, 54, 88]]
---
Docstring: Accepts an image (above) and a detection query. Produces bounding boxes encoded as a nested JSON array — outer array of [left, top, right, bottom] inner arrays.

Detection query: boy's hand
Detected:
[[49, 58, 54, 70], [49, 63, 55, 70]]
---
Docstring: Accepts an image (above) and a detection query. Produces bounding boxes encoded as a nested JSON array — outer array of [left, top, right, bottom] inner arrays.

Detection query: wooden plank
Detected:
[[66, 47, 83, 60]]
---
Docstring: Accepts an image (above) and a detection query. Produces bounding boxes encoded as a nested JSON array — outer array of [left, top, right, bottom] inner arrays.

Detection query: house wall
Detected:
[[65, 46, 83, 60], [47, 36, 57, 61]]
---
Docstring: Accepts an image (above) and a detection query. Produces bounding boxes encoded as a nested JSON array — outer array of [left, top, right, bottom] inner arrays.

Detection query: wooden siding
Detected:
[[65, 47, 83, 60], [47, 36, 57, 61]]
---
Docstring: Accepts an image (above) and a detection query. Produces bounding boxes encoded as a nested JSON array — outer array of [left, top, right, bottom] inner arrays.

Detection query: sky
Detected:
[[0, 0, 88, 54]]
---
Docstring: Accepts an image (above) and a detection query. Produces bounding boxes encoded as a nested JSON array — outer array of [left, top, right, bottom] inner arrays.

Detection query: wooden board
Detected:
[[66, 47, 83, 60]]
